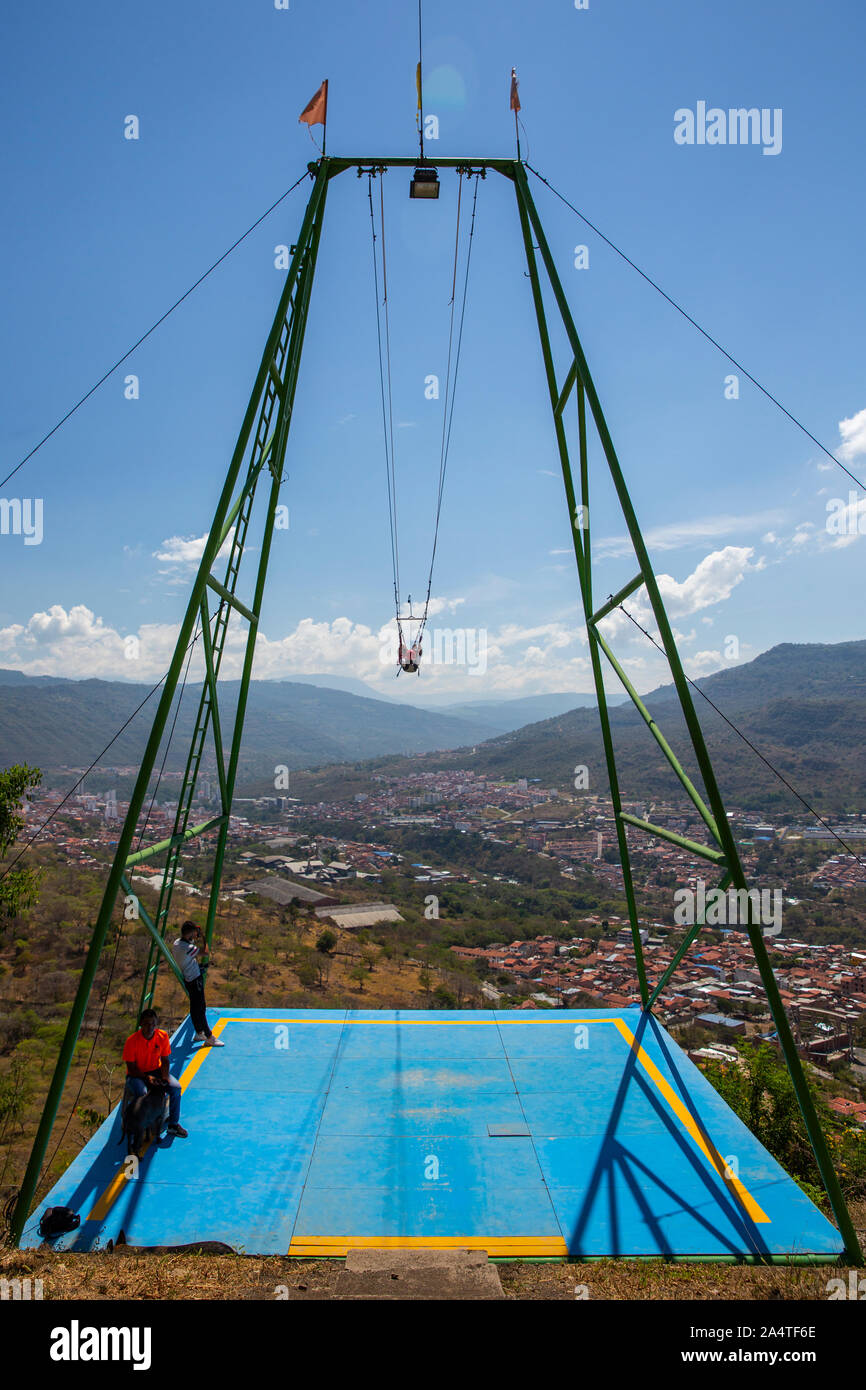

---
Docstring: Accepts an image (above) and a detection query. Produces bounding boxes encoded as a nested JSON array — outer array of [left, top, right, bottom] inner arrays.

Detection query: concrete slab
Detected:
[[334, 1247, 505, 1300]]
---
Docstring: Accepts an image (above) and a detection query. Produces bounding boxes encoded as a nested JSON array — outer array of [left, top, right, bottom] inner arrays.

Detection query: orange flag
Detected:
[[510, 68, 520, 112], [299, 79, 328, 127]]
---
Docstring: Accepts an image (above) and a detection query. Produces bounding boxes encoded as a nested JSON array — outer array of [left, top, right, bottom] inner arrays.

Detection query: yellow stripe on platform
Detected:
[[86, 1012, 769, 1235], [612, 1018, 770, 1224], [87, 1018, 228, 1222], [217, 1016, 619, 1026], [288, 1235, 569, 1257]]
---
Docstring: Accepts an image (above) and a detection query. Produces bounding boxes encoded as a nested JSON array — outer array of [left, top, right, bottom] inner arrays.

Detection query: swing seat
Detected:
[[399, 641, 421, 673]]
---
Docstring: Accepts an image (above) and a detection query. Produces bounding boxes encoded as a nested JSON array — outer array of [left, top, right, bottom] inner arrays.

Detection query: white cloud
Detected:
[[153, 530, 235, 570], [838, 407, 866, 462], [596, 512, 780, 560], [0, 544, 767, 705], [0, 599, 602, 700], [655, 546, 753, 616], [597, 547, 754, 649], [686, 649, 723, 676], [420, 596, 465, 618]]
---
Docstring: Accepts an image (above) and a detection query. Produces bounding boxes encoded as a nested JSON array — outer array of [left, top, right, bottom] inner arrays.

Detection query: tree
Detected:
[[703, 1042, 823, 1192], [432, 984, 458, 1009], [315, 929, 337, 955], [0, 764, 42, 925], [296, 955, 319, 990]]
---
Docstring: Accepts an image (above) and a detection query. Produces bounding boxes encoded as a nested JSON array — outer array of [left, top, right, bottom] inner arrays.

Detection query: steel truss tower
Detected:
[[12, 157, 862, 1262]]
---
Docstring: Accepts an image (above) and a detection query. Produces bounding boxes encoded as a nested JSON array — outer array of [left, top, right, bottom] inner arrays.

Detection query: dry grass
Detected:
[[2, 1244, 861, 1302]]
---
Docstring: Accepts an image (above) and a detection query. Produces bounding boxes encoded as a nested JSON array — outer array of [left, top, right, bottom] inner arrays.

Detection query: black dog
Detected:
[[120, 1083, 168, 1155]]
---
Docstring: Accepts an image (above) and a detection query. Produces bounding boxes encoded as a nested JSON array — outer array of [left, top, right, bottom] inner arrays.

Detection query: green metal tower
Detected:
[[11, 156, 862, 1263]]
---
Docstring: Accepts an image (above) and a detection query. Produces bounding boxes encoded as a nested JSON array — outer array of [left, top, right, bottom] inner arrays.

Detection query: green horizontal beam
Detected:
[[121, 875, 188, 992], [125, 815, 227, 869], [593, 628, 721, 845], [205, 575, 257, 626], [589, 574, 645, 626], [554, 359, 579, 417], [646, 870, 733, 1012], [324, 155, 516, 176], [619, 813, 727, 865], [489, 1253, 847, 1267]]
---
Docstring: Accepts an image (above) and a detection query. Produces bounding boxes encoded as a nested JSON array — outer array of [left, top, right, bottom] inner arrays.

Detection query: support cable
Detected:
[[14, 910, 127, 1231], [379, 176, 402, 618], [525, 163, 866, 493], [3, 617, 203, 1230], [615, 601, 865, 863], [367, 172, 401, 623], [417, 1, 424, 162], [419, 173, 480, 640], [0, 171, 313, 491], [134, 619, 201, 853], [0, 611, 217, 884]]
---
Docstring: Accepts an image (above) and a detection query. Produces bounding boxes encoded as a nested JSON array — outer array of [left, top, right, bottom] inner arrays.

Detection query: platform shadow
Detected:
[[565, 1009, 773, 1258]]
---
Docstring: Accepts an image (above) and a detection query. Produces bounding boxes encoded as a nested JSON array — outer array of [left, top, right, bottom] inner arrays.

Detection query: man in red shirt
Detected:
[[122, 1008, 187, 1138]]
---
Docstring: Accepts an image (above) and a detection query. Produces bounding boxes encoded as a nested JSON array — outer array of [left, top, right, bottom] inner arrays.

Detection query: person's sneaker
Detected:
[[204, 1035, 225, 1047], [166, 1122, 188, 1138], [193, 1031, 207, 1041]]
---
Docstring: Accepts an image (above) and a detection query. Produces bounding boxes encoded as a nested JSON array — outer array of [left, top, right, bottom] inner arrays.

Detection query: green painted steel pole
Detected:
[[515, 161, 862, 1264], [121, 877, 189, 991], [11, 163, 329, 1246], [591, 625, 721, 843], [9, 914, 108, 1243], [646, 872, 732, 1011], [205, 179, 328, 949], [513, 180, 649, 1006]]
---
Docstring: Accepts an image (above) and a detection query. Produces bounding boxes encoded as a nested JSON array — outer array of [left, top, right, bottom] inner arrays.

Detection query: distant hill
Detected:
[[330, 641, 866, 816], [435, 691, 623, 734], [4, 641, 866, 814], [0, 670, 616, 784], [0, 674, 498, 780], [276, 673, 398, 702]]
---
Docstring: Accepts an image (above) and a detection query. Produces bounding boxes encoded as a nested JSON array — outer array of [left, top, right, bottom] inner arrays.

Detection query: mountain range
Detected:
[[385, 641, 866, 815], [0, 669, 604, 786], [1, 640, 864, 813]]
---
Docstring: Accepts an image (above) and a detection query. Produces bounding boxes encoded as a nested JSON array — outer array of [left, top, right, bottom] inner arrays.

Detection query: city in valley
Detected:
[[20, 762, 866, 1121]]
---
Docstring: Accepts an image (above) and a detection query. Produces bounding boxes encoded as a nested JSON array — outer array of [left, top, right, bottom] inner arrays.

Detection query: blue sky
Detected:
[[1, 0, 864, 705]]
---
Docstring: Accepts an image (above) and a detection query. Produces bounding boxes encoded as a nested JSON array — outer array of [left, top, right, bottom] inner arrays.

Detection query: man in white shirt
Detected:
[[172, 921, 224, 1048]]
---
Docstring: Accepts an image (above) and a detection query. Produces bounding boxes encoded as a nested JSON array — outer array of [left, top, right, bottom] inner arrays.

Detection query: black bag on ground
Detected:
[[38, 1206, 81, 1238]]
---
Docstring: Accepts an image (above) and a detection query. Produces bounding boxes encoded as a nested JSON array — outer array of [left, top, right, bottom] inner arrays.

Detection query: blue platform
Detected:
[[21, 1009, 844, 1259]]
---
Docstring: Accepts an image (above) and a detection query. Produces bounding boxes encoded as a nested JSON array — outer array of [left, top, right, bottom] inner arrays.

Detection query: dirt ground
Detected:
[[1, 1245, 861, 1301]]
